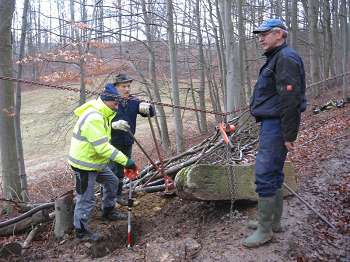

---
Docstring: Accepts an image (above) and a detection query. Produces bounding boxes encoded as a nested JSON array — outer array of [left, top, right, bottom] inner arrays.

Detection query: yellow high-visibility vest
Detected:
[[68, 97, 128, 171]]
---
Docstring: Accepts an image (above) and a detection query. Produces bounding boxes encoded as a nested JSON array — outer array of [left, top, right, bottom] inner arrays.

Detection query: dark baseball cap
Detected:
[[253, 18, 287, 34], [114, 73, 133, 85]]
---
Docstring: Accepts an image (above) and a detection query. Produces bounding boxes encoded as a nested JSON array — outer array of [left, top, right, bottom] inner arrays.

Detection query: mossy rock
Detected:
[[174, 162, 298, 201]]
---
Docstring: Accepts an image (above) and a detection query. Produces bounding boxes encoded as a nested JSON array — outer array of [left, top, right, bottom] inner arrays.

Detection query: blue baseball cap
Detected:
[[253, 18, 287, 34], [100, 83, 121, 102]]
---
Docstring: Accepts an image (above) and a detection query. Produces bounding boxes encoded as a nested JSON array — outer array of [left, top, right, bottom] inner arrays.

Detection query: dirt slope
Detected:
[[1, 94, 349, 262]]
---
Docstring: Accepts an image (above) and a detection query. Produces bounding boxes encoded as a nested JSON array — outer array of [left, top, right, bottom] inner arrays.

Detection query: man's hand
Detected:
[[139, 102, 151, 115], [112, 120, 130, 132], [285, 141, 294, 151], [124, 159, 136, 170]]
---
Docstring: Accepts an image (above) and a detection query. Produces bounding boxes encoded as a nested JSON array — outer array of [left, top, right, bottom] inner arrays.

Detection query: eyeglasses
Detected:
[[258, 30, 274, 38]]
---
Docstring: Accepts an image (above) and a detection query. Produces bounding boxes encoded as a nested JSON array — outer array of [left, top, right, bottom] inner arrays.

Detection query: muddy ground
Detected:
[[1, 93, 349, 262]]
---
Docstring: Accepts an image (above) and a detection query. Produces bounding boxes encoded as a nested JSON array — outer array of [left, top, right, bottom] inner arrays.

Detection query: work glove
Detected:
[[124, 159, 136, 170], [139, 102, 152, 116], [111, 120, 130, 132]]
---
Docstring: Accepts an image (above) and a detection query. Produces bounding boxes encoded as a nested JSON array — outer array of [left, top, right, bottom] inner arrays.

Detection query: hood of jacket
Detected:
[[74, 97, 115, 118]]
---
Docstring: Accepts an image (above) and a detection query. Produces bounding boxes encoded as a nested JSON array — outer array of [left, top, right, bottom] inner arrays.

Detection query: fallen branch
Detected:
[[0, 202, 54, 229]]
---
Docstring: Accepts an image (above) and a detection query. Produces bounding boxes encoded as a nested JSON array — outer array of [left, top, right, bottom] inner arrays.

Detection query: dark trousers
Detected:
[[72, 166, 118, 230], [255, 118, 288, 197]]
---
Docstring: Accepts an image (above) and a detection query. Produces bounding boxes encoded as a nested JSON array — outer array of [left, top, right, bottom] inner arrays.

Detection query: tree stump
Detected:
[[174, 162, 298, 201], [54, 190, 74, 240]]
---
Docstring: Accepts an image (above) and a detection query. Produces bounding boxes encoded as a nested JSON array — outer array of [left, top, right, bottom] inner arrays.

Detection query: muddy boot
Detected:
[[75, 228, 101, 242], [247, 189, 283, 233], [243, 197, 274, 248], [102, 207, 127, 221]]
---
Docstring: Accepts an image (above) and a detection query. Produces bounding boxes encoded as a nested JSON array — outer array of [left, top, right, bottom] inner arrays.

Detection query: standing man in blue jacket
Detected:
[[109, 74, 155, 205], [243, 19, 306, 248]]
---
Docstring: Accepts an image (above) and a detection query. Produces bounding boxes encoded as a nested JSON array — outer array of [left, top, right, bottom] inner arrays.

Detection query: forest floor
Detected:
[[0, 88, 349, 262]]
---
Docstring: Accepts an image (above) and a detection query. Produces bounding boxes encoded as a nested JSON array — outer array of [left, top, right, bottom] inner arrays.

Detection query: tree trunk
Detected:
[[167, 0, 184, 153], [216, 0, 227, 109], [195, 0, 208, 133], [54, 191, 74, 240], [141, 0, 171, 152], [308, 0, 321, 95], [322, 0, 333, 78], [290, 0, 298, 50], [222, 0, 240, 117], [15, 0, 30, 202], [0, 0, 22, 201], [340, 0, 349, 100]]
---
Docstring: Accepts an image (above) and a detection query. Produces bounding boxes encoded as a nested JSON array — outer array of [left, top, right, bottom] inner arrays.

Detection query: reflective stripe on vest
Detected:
[[72, 133, 109, 147], [68, 156, 107, 170], [110, 149, 118, 160], [72, 111, 109, 146]]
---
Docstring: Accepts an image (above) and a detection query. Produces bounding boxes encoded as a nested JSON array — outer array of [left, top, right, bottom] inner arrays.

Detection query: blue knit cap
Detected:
[[253, 18, 287, 34], [100, 83, 121, 101]]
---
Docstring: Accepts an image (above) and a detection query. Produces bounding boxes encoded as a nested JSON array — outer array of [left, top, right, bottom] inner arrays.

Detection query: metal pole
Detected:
[[283, 183, 337, 230], [127, 180, 133, 249]]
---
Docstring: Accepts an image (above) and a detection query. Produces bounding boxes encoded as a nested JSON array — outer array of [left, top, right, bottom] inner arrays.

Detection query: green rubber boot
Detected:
[[247, 189, 284, 233], [243, 196, 274, 248], [272, 188, 283, 232]]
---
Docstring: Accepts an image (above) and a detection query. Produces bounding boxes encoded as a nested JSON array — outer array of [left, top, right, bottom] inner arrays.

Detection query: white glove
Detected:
[[139, 102, 151, 116], [112, 120, 130, 132]]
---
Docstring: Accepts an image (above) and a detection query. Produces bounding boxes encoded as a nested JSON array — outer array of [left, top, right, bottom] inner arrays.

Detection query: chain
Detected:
[[0, 75, 247, 117], [225, 130, 237, 220]]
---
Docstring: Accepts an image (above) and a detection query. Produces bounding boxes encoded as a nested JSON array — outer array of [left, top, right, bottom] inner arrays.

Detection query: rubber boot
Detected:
[[102, 207, 127, 221], [247, 189, 283, 233], [243, 196, 274, 248], [271, 188, 283, 232]]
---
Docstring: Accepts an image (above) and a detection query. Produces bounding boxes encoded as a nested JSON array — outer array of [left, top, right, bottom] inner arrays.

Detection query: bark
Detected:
[[332, 0, 341, 74], [216, 0, 227, 107], [308, 0, 321, 95], [0, 211, 50, 236], [141, 0, 171, 152], [237, 0, 246, 104], [195, 0, 208, 133], [15, 0, 30, 202], [322, 0, 333, 78], [0, 0, 22, 201], [340, 0, 349, 99], [167, 0, 184, 153], [208, 0, 225, 105], [222, 0, 240, 116], [290, 0, 298, 50], [118, 0, 122, 53]]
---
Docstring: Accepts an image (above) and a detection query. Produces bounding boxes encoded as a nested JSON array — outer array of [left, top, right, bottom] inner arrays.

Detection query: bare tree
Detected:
[[140, 0, 171, 151], [167, 0, 184, 153], [308, 0, 321, 92], [14, 0, 30, 202], [340, 0, 349, 99], [195, 0, 208, 133], [0, 0, 22, 201]]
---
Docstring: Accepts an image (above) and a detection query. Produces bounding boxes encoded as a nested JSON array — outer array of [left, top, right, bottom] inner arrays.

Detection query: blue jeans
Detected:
[[255, 118, 288, 197]]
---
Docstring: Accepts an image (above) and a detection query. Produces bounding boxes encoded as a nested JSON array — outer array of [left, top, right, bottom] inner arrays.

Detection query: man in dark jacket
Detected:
[[243, 18, 306, 248], [109, 74, 155, 205]]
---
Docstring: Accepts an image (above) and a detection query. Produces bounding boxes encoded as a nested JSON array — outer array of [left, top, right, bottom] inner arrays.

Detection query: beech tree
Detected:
[[0, 0, 22, 201]]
